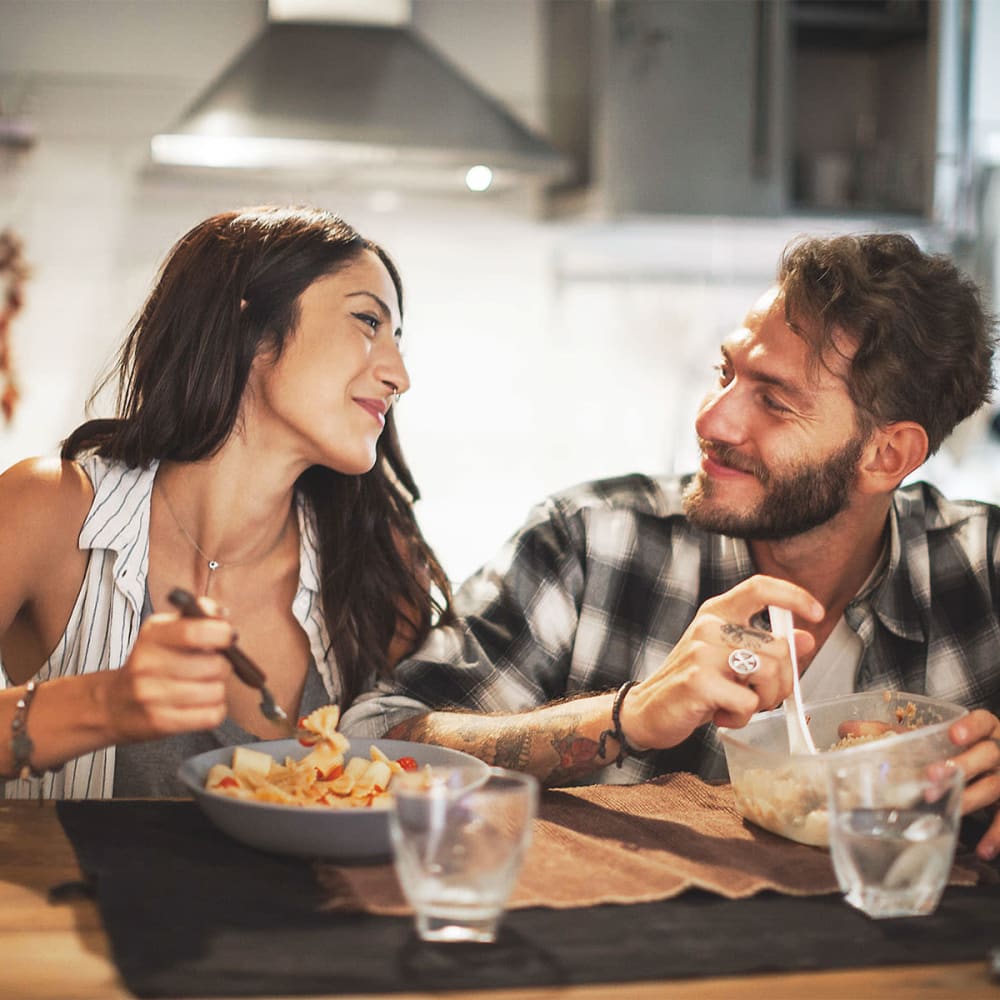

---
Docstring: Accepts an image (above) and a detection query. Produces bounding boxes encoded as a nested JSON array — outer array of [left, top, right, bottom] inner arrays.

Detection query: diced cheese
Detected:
[[231, 745, 275, 779]]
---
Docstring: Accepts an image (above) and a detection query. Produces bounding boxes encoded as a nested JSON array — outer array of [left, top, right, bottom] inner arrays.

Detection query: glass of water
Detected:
[[389, 767, 538, 943], [827, 757, 964, 919]]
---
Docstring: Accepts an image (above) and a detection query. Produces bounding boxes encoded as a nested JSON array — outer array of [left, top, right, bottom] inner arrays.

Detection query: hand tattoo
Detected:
[[720, 623, 774, 651]]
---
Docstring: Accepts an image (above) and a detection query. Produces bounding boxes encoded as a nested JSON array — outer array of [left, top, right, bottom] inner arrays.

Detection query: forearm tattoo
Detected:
[[720, 623, 774, 651], [387, 709, 608, 786], [544, 724, 604, 786], [387, 715, 433, 742], [493, 729, 533, 771]]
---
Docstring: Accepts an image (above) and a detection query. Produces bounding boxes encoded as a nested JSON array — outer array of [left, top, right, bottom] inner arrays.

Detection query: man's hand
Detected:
[[931, 709, 1000, 861], [619, 575, 824, 752]]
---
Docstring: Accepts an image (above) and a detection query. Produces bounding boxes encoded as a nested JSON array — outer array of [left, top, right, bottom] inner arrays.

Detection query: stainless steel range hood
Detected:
[[150, 19, 571, 191]]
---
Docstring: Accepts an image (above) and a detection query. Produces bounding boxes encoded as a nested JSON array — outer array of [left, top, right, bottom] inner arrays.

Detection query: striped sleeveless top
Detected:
[[1, 454, 339, 799]]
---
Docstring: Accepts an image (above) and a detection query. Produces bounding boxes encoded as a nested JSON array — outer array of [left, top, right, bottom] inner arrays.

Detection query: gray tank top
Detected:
[[112, 588, 331, 798]]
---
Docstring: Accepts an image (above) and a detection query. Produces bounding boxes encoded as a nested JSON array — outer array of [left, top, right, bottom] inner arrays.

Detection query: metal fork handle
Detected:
[[168, 587, 270, 693]]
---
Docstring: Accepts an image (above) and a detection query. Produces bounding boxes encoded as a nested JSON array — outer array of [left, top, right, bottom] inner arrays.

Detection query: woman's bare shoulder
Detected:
[[0, 458, 94, 647], [1, 456, 93, 509], [0, 459, 96, 679], [0, 457, 95, 549]]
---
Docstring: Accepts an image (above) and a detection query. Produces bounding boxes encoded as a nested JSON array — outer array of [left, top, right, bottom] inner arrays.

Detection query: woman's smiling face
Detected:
[[248, 249, 410, 475]]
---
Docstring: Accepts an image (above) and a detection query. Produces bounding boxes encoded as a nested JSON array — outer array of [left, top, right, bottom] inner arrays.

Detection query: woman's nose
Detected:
[[377, 340, 411, 397]]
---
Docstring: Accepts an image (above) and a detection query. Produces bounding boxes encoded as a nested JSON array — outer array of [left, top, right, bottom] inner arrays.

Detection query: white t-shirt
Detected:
[[798, 615, 863, 702]]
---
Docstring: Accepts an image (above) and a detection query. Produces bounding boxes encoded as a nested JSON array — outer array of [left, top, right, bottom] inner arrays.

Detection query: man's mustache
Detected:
[[698, 439, 769, 483]]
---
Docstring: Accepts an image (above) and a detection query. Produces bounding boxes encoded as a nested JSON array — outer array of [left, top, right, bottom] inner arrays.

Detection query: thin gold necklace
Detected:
[[156, 480, 291, 596]]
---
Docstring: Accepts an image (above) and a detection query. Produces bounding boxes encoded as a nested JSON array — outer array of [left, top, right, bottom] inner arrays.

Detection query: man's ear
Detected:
[[857, 422, 929, 493]]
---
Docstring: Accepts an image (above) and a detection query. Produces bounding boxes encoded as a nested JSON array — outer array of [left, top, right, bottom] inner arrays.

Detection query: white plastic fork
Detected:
[[768, 605, 817, 755]]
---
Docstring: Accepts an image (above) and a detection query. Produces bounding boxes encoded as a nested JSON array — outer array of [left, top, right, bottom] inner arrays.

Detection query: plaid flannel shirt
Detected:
[[340, 474, 1000, 783]]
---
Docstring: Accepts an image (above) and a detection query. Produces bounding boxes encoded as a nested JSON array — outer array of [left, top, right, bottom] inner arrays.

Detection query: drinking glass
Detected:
[[389, 767, 538, 943], [827, 757, 964, 919]]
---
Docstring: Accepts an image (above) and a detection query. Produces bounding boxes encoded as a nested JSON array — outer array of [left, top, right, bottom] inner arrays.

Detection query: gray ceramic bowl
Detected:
[[178, 737, 490, 862]]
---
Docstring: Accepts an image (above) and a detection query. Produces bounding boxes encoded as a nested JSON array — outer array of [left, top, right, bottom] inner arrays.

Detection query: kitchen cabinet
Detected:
[[545, 0, 937, 219], [791, 0, 935, 216]]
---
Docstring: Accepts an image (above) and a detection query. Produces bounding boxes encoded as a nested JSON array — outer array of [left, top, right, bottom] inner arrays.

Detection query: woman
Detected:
[[0, 205, 451, 798]]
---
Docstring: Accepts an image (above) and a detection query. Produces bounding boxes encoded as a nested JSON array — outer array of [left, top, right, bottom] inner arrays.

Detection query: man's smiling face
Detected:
[[682, 286, 868, 541]]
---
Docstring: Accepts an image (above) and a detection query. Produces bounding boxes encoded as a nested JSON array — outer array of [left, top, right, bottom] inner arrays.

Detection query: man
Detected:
[[341, 233, 1000, 859]]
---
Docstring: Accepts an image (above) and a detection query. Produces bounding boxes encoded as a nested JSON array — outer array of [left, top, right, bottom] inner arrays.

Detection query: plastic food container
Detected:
[[718, 690, 968, 847]]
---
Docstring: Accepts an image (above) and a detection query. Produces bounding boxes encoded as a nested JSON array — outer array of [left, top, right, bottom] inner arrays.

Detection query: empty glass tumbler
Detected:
[[389, 767, 538, 943]]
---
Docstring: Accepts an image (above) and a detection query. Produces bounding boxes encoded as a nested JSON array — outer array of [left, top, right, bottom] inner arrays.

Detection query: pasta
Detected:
[[203, 704, 422, 809]]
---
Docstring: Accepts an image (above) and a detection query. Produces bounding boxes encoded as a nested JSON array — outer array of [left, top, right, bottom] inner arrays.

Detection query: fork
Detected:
[[167, 587, 293, 734], [768, 605, 817, 755]]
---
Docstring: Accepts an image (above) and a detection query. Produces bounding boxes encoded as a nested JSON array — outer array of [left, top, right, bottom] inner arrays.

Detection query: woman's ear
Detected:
[[858, 421, 929, 493]]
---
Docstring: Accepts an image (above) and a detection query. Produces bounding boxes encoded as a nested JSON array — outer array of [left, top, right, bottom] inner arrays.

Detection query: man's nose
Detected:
[[694, 384, 748, 447]]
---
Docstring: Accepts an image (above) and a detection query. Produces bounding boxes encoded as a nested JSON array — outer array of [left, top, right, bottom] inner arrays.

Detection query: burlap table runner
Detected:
[[317, 772, 988, 914]]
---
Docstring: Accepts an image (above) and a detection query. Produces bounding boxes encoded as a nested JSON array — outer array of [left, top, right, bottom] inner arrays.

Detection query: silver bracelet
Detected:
[[10, 680, 44, 780]]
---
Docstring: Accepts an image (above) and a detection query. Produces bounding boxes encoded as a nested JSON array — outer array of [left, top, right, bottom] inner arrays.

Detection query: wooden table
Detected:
[[1, 799, 996, 1000]]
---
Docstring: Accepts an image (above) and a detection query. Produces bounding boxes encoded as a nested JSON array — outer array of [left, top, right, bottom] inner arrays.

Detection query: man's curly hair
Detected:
[[779, 233, 997, 455]]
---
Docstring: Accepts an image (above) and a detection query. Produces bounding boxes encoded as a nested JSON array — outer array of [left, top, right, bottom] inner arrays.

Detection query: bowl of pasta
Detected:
[[178, 707, 490, 862]]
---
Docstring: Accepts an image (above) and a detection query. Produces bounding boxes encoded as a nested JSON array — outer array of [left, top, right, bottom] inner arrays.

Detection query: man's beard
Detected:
[[682, 434, 866, 541]]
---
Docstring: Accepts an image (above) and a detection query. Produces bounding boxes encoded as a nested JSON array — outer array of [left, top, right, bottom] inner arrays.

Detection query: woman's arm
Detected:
[[0, 459, 235, 780], [0, 614, 236, 778]]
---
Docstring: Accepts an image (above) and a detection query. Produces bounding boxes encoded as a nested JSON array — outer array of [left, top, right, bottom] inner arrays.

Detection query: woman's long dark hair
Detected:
[[62, 205, 452, 708]]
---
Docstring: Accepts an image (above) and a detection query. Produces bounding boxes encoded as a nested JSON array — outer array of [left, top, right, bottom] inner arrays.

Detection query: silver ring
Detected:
[[728, 648, 761, 676]]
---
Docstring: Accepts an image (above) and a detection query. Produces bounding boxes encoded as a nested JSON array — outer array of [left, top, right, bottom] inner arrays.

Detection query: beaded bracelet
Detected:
[[10, 680, 45, 780], [597, 680, 651, 768]]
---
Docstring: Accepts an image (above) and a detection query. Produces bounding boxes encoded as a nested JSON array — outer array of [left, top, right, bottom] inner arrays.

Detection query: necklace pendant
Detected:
[[207, 560, 220, 571]]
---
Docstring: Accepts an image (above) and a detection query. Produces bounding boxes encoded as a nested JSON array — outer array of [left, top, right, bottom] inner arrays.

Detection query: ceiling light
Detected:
[[465, 165, 494, 192]]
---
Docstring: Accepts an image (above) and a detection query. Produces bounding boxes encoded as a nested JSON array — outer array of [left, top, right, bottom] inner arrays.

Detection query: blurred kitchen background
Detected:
[[1, 0, 999, 583]]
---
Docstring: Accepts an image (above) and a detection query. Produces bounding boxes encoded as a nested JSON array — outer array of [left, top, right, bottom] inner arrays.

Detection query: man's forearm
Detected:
[[386, 691, 619, 786]]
